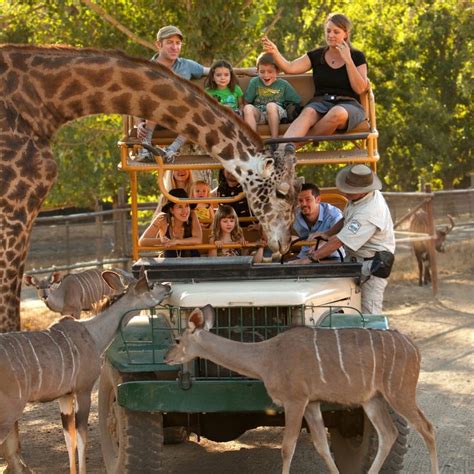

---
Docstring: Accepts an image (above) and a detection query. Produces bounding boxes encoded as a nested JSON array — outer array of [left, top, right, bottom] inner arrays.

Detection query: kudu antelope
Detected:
[[0, 271, 171, 474], [165, 305, 439, 474], [23, 268, 135, 319], [410, 211, 455, 286]]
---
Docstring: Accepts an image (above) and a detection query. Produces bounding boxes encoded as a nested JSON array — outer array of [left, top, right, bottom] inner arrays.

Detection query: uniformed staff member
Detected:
[[294, 164, 395, 314]]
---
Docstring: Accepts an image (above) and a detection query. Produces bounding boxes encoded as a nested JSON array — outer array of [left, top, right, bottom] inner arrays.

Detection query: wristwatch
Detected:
[[309, 254, 320, 263]]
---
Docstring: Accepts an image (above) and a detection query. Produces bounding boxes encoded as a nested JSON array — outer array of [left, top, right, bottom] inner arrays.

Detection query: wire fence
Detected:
[[25, 189, 474, 275]]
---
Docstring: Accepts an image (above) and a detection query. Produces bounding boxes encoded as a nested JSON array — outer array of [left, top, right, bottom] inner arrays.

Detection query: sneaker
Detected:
[[134, 147, 155, 163], [163, 148, 177, 164]]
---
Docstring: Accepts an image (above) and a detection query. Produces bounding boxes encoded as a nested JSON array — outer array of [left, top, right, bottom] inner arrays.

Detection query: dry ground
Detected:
[[2, 231, 473, 473]]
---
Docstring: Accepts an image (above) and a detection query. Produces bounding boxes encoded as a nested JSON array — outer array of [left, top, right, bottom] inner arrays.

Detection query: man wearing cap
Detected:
[[294, 164, 395, 314], [136, 25, 209, 163]]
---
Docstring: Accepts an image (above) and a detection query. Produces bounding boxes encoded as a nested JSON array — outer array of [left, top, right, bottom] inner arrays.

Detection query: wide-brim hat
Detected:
[[162, 188, 196, 213], [335, 164, 382, 193], [156, 25, 183, 41]]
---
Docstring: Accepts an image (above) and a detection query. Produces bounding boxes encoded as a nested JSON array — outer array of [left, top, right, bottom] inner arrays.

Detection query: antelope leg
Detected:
[[281, 400, 307, 474], [59, 393, 77, 474], [0, 422, 31, 473], [75, 390, 92, 474], [362, 397, 398, 474], [304, 402, 338, 473]]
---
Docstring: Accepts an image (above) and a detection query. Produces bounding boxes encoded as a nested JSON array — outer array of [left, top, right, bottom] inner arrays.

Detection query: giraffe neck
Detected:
[[1, 45, 263, 164], [0, 45, 297, 333]]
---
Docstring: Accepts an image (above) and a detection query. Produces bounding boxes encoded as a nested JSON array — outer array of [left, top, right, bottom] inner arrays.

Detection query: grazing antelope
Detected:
[[410, 211, 455, 286], [0, 271, 171, 474], [165, 305, 439, 474], [23, 268, 135, 319]]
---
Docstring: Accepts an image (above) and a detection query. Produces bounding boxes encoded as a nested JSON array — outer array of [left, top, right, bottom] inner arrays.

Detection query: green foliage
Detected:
[[1, 0, 471, 203]]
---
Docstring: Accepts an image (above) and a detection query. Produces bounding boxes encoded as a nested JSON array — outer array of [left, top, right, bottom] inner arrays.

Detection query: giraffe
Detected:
[[0, 44, 300, 333]]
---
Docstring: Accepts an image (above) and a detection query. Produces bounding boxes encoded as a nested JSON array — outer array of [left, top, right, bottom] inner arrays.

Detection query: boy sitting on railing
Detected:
[[243, 53, 301, 144]]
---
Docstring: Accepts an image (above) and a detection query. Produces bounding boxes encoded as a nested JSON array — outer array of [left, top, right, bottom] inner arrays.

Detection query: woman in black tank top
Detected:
[[139, 188, 202, 257], [262, 13, 368, 143]]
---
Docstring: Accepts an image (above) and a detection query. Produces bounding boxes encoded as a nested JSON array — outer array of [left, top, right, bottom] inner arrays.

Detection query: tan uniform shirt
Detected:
[[337, 190, 395, 260]]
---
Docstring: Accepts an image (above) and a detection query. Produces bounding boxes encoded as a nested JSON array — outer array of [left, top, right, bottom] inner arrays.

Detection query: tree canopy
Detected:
[[1, 0, 472, 206]]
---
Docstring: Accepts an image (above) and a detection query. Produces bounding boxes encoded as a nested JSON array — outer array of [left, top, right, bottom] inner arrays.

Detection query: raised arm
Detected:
[[262, 36, 312, 74], [337, 40, 368, 94], [138, 213, 167, 246]]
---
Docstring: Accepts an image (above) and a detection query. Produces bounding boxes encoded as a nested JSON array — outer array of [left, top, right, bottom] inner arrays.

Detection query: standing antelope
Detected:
[[165, 305, 439, 474], [0, 271, 171, 474], [410, 211, 455, 286], [23, 268, 135, 319]]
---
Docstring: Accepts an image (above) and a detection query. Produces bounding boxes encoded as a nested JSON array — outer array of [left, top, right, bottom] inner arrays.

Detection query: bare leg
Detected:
[[309, 106, 349, 136], [266, 103, 281, 138], [281, 401, 307, 474], [75, 391, 92, 474], [59, 394, 77, 474], [304, 402, 338, 473], [362, 397, 398, 474], [284, 107, 319, 141], [0, 422, 31, 473], [243, 104, 260, 131]]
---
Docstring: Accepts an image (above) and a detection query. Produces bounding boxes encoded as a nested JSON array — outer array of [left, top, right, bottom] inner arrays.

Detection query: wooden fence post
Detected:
[[423, 184, 438, 295], [95, 200, 104, 268]]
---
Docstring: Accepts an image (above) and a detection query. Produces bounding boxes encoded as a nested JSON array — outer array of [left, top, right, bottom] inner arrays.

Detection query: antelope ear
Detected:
[[201, 304, 215, 331], [188, 308, 204, 330], [258, 158, 274, 178], [50, 272, 63, 284], [23, 275, 36, 286], [102, 270, 127, 292]]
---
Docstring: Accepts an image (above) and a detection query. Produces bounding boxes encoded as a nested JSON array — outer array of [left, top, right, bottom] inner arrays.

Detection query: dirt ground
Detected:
[[2, 228, 473, 473]]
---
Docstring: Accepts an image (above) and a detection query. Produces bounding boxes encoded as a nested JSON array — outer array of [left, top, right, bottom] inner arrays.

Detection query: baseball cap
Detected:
[[156, 25, 183, 41]]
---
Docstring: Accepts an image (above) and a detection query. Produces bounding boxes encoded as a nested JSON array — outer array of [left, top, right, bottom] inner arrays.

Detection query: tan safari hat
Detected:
[[156, 25, 183, 41], [335, 164, 382, 194]]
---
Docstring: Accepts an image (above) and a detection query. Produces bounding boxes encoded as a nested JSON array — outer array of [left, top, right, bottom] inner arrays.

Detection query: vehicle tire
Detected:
[[99, 361, 164, 473], [329, 406, 408, 474]]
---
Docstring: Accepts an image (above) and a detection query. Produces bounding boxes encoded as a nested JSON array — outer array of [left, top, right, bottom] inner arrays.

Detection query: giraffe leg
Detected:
[[58, 394, 77, 474], [75, 391, 93, 474], [281, 400, 307, 474], [362, 397, 398, 474], [303, 402, 338, 473], [0, 422, 31, 474]]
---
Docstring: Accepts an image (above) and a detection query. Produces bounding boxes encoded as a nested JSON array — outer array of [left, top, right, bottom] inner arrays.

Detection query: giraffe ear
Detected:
[[277, 182, 290, 196], [258, 158, 274, 178]]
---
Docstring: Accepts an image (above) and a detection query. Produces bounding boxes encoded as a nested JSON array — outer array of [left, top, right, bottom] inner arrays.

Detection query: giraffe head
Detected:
[[238, 147, 301, 254]]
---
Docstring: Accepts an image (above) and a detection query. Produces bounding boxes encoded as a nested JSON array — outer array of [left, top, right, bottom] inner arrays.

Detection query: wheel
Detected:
[[329, 406, 409, 473], [98, 361, 164, 473]]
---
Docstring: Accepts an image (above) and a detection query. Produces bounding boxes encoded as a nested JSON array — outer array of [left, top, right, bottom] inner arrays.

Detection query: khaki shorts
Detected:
[[255, 104, 287, 124]]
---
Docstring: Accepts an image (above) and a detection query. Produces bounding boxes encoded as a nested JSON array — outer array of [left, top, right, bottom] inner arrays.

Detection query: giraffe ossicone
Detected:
[[0, 44, 299, 332]]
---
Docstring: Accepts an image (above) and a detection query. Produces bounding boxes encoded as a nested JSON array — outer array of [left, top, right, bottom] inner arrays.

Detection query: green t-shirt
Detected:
[[205, 86, 243, 112], [244, 77, 301, 111]]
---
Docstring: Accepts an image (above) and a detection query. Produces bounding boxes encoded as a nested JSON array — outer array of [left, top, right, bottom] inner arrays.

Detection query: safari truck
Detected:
[[98, 73, 408, 473]]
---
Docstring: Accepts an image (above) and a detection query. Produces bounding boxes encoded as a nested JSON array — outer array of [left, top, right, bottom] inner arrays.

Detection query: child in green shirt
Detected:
[[244, 53, 301, 138], [205, 60, 244, 116]]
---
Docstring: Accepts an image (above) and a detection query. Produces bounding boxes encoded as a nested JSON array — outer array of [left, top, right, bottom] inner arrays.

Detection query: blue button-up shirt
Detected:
[[293, 202, 344, 259]]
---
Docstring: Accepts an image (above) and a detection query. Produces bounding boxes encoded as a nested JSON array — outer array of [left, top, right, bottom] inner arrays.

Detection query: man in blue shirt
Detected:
[[136, 25, 209, 163], [292, 183, 344, 260]]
